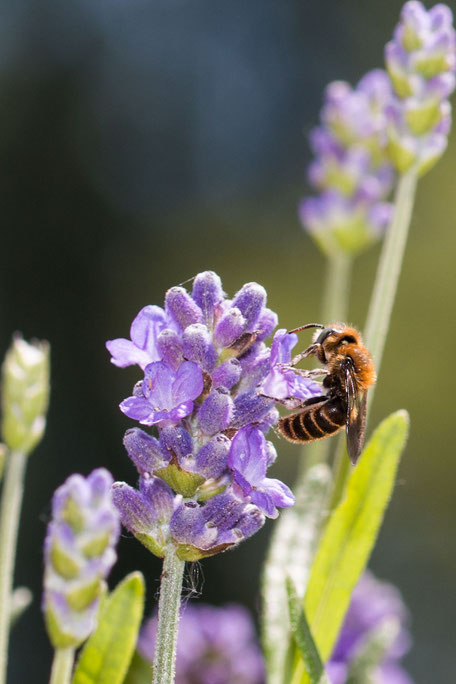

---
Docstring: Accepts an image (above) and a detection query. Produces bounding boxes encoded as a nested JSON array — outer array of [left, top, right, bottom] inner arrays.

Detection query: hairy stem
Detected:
[[364, 168, 418, 392], [49, 648, 75, 684], [0, 451, 27, 684], [152, 546, 185, 684]]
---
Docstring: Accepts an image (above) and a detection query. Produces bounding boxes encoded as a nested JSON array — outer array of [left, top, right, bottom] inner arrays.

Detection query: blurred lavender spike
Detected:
[[43, 468, 120, 648]]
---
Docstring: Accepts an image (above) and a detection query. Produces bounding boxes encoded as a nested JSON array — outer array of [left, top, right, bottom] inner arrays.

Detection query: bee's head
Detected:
[[314, 325, 360, 354]]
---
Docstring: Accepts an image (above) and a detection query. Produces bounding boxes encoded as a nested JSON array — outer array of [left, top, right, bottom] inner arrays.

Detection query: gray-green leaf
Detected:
[[72, 572, 145, 684], [296, 410, 409, 682], [286, 578, 332, 684]]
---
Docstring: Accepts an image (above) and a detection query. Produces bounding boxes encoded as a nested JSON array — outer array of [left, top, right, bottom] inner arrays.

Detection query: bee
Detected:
[[277, 323, 376, 464]]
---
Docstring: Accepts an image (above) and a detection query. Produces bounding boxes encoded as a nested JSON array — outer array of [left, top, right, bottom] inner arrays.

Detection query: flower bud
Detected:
[[214, 307, 246, 348], [182, 324, 218, 372], [191, 271, 224, 327], [231, 283, 267, 331], [198, 389, 233, 436], [165, 287, 203, 330], [112, 477, 173, 557], [2, 336, 50, 455]]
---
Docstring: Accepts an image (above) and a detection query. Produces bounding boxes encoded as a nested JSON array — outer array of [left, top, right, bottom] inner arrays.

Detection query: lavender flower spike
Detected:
[[43, 469, 120, 648], [138, 603, 265, 684], [328, 571, 414, 684], [300, 70, 395, 256], [109, 272, 321, 560], [385, 1, 456, 173]]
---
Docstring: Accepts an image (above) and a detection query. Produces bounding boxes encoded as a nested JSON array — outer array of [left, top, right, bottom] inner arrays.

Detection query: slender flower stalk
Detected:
[[0, 336, 49, 684], [0, 451, 27, 684], [49, 647, 75, 684], [152, 546, 185, 684], [321, 253, 353, 325], [364, 168, 418, 384]]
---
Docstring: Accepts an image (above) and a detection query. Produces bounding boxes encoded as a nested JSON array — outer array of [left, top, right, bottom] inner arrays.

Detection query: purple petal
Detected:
[[143, 362, 174, 407], [119, 396, 154, 423], [105, 338, 153, 370], [172, 361, 204, 405], [257, 477, 295, 510], [227, 426, 267, 486]]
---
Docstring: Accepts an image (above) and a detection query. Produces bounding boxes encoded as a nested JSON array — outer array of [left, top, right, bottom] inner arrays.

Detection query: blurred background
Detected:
[[0, 0, 455, 681]]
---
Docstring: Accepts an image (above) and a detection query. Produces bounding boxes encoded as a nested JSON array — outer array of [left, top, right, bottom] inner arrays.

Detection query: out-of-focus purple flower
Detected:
[[385, 1, 456, 173], [261, 329, 322, 401], [227, 426, 294, 518], [138, 603, 265, 684], [108, 272, 319, 560], [300, 69, 395, 256], [106, 305, 171, 370], [119, 360, 204, 426], [43, 469, 120, 648], [328, 571, 414, 684]]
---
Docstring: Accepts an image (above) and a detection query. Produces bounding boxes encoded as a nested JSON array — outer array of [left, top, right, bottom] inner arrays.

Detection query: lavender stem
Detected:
[[321, 252, 353, 324], [0, 450, 27, 684], [364, 167, 418, 380], [329, 167, 418, 511], [49, 648, 75, 684], [152, 546, 185, 684]]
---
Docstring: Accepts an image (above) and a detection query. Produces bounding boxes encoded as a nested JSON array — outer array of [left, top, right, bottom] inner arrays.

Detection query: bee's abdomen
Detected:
[[278, 397, 345, 444]]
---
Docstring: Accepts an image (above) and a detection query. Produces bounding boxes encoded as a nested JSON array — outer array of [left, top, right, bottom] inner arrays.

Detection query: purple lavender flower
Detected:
[[43, 469, 120, 648], [300, 70, 395, 256], [328, 572, 414, 684], [108, 272, 319, 560], [227, 426, 294, 518], [138, 603, 265, 684], [385, 1, 456, 173], [261, 329, 322, 401], [119, 360, 204, 426], [106, 305, 171, 370]]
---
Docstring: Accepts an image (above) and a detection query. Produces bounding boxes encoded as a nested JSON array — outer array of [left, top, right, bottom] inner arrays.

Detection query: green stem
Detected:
[[49, 648, 75, 684], [321, 252, 353, 324], [152, 546, 185, 684], [0, 450, 27, 684], [329, 168, 418, 512], [364, 168, 418, 385]]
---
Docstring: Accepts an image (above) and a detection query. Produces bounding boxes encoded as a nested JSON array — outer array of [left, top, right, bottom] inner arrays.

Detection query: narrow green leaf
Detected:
[[72, 572, 145, 684], [261, 464, 330, 684], [286, 578, 332, 684], [296, 410, 409, 683]]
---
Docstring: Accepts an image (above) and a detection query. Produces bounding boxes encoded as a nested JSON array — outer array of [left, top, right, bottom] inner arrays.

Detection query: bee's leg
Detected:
[[280, 366, 329, 379], [258, 393, 308, 410], [289, 343, 319, 366]]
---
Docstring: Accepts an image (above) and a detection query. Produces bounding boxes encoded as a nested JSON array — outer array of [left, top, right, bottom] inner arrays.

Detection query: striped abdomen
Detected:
[[278, 396, 345, 444]]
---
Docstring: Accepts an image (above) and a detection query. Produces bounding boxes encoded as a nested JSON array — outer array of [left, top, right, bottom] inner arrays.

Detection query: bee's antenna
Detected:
[[177, 274, 198, 287], [288, 323, 324, 334]]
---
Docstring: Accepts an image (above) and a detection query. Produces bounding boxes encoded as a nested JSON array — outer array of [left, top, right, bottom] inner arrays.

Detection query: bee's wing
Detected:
[[343, 359, 367, 465]]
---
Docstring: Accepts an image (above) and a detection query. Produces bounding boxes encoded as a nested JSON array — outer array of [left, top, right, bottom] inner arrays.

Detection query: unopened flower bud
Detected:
[[2, 336, 50, 455], [165, 287, 204, 330], [191, 271, 224, 327]]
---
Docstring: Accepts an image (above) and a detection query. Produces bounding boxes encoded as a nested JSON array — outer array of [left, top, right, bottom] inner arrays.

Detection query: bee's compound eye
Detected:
[[339, 335, 356, 345]]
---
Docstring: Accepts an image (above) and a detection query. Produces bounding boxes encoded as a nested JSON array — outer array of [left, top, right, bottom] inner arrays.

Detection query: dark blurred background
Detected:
[[0, 0, 455, 681]]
